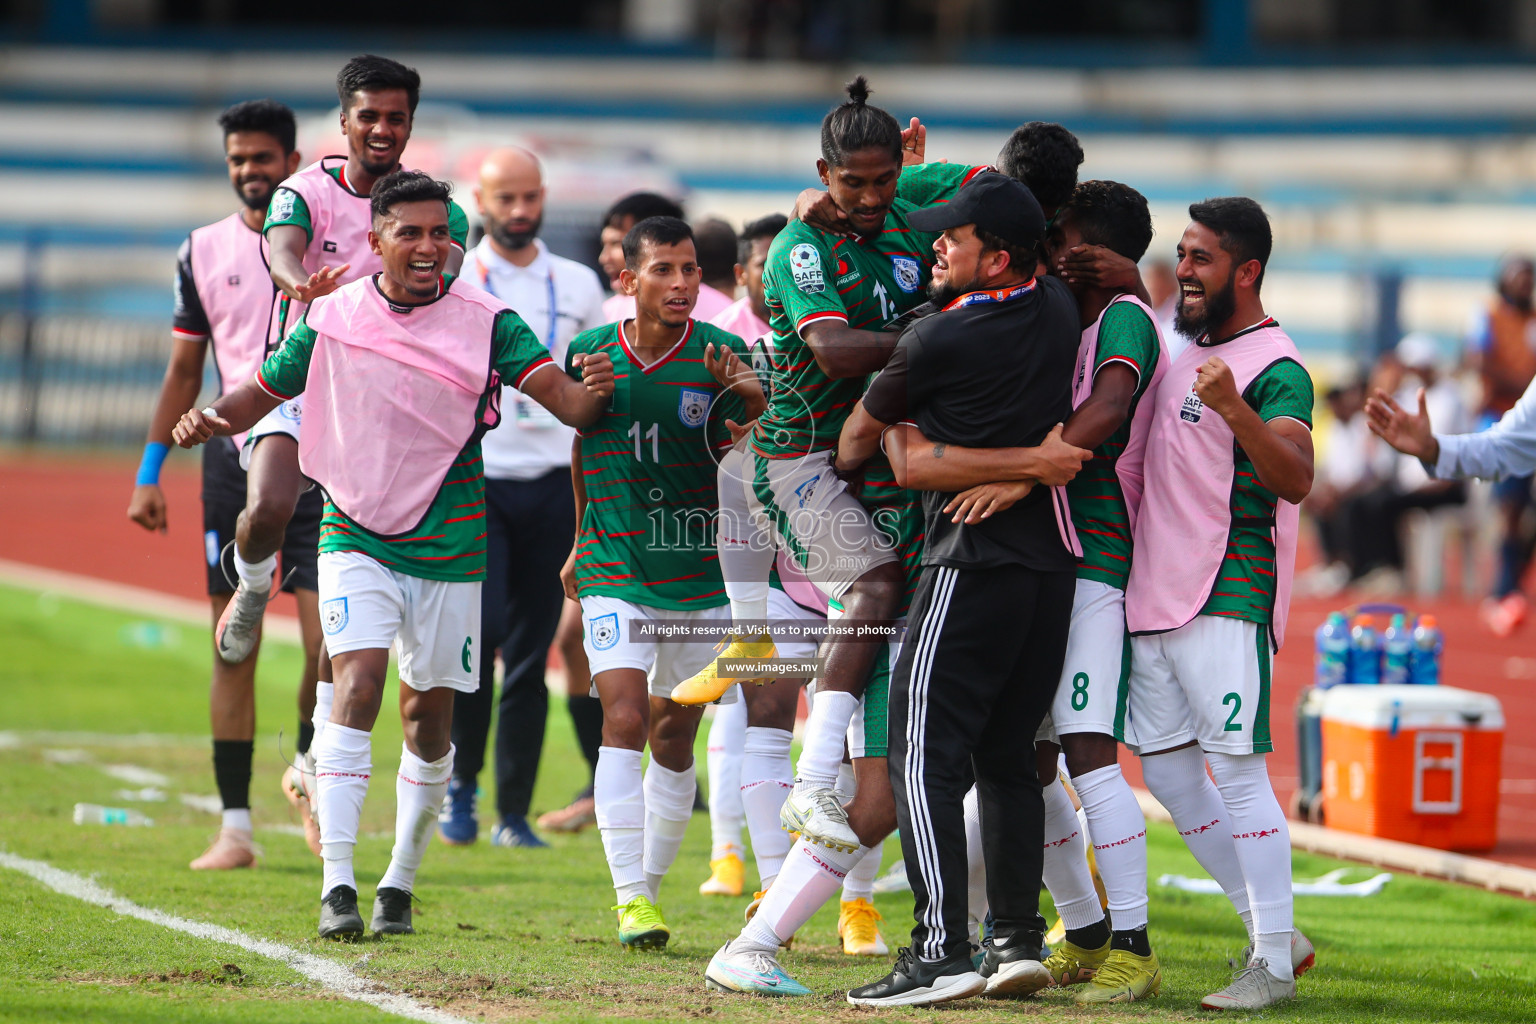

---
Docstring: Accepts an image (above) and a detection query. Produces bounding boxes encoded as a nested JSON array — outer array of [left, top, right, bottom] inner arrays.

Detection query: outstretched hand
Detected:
[[1366, 386, 1437, 461]]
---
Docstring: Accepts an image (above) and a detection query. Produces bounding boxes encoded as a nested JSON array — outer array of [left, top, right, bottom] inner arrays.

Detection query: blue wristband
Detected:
[[136, 441, 170, 486]]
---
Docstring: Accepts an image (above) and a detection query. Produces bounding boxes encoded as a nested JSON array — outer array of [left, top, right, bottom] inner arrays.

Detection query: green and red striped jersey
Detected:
[[1200, 358, 1314, 623], [566, 319, 750, 610], [896, 162, 989, 208], [1069, 302, 1162, 590]]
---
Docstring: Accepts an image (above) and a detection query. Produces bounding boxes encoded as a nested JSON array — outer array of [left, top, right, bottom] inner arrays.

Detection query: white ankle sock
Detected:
[[595, 746, 647, 902], [315, 722, 372, 897], [794, 690, 858, 792], [740, 837, 868, 952], [964, 785, 988, 946], [707, 701, 747, 860], [842, 843, 882, 903], [1141, 746, 1254, 936], [311, 681, 334, 752], [1206, 751, 1294, 980], [642, 758, 696, 900], [1041, 775, 1104, 930], [1072, 762, 1149, 932], [740, 726, 793, 887], [222, 808, 252, 833], [376, 743, 453, 895], [235, 551, 276, 592]]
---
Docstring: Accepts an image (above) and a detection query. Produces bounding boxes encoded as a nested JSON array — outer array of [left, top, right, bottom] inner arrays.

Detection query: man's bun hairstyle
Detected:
[[820, 76, 902, 167]]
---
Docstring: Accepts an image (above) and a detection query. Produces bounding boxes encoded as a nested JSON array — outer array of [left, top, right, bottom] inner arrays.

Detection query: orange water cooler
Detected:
[[1320, 684, 1504, 852]]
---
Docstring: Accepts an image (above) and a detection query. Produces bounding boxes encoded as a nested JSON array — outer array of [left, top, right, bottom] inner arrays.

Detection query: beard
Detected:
[[1174, 271, 1237, 340], [236, 179, 276, 213], [927, 271, 981, 309], [488, 212, 542, 253]]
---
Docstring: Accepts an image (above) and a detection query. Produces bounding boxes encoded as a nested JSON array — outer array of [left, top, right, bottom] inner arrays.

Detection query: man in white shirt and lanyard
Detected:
[[440, 146, 607, 848]]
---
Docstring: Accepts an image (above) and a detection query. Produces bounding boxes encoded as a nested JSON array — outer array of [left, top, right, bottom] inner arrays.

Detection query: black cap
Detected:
[[907, 172, 1046, 250]]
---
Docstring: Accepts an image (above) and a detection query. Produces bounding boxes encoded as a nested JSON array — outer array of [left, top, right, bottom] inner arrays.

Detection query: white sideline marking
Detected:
[[0, 850, 469, 1024], [104, 764, 172, 787]]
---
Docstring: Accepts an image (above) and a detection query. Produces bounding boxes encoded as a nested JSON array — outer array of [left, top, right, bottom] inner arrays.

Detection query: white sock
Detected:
[[834, 760, 857, 801], [707, 701, 747, 860], [642, 759, 696, 901], [1072, 762, 1149, 932], [1141, 746, 1253, 937], [1206, 751, 1294, 981], [964, 785, 988, 946], [235, 551, 276, 592], [312, 681, 334, 740], [315, 722, 372, 897], [377, 743, 453, 895], [794, 689, 859, 791], [222, 808, 252, 833], [739, 837, 868, 952], [842, 844, 882, 903], [740, 726, 794, 887], [717, 450, 774, 623], [595, 746, 647, 903], [1041, 775, 1104, 930]]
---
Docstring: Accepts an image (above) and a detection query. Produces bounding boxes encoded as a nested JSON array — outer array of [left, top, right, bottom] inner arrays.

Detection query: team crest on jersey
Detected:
[[279, 400, 302, 423], [590, 612, 619, 651], [891, 256, 922, 294], [321, 597, 349, 636], [1180, 383, 1204, 423], [790, 244, 824, 294], [678, 389, 711, 428]]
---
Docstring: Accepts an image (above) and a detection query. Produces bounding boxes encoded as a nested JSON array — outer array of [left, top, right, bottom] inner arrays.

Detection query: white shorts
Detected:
[[579, 595, 734, 702], [739, 448, 899, 602], [767, 585, 822, 661], [317, 550, 480, 693], [239, 396, 304, 471], [1128, 614, 1274, 756], [1036, 579, 1135, 747]]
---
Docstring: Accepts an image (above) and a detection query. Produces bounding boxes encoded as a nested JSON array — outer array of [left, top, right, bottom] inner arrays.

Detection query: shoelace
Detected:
[[375, 888, 413, 918], [744, 950, 782, 975], [892, 946, 918, 977], [323, 886, 357, 912], [844, 901, 883, 935], [1225, 958, 1274, 990], [1092, 952, 1144, 987]]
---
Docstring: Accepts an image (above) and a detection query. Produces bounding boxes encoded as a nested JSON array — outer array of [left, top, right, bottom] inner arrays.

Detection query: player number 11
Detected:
[[628, 421, 660, 462], [872, 281, 894, 321]]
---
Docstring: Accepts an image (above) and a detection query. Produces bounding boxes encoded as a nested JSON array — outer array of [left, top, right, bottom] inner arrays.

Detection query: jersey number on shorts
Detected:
[[461, 636, 473, 673], [1222, 691, 1243, 732], [1070, 672, 1090, 712], [628, 421, 660, 461]]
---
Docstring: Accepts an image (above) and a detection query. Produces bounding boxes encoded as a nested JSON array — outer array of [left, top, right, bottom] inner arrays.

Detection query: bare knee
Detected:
[[601, 701, 647, 751]]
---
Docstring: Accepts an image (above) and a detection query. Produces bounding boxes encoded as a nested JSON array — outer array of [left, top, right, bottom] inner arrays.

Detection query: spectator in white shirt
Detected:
[[441, 146, 608, 849]]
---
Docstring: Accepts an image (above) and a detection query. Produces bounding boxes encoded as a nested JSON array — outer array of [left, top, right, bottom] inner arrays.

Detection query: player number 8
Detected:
[[1070, 672, 1089, 711]]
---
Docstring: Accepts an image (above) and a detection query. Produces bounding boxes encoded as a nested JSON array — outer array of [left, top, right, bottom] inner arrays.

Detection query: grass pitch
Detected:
[[0, 581, 1532, 1023]]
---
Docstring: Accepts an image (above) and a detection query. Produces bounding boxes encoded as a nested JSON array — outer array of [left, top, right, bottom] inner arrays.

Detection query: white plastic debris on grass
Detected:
[[1159, 867, 1392, 897]]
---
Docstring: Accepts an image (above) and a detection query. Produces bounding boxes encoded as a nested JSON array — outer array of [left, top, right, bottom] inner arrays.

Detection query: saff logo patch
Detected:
[[891, 256, 921, 293], [678, 389, 711, 428], [790, 243, 824, 294], [321, 597, 349, 636], [1180, 383, 1203, 424], [590, 612, 619, 651]]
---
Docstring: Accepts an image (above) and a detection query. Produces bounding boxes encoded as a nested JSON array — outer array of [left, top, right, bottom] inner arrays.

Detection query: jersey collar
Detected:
[[1195, 316, 1278, 348], [617, 319, 692, 374], [373, 272, 447, 313]]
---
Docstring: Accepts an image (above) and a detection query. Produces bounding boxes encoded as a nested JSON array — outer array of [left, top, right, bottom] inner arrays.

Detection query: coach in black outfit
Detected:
[[835, 174, 1084, 1007]]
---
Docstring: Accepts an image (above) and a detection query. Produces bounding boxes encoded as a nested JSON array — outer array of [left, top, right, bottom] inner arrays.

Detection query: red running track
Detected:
[[2, 448, 1533, 870]]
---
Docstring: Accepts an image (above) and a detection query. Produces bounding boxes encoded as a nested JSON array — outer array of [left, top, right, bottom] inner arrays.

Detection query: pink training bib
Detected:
[[1125, 321, 1304, 650], [1071, 293, 1169, 530], [299, 276, 505, 536], [188, 212, 279, 450], [709, 296, 769, 349]]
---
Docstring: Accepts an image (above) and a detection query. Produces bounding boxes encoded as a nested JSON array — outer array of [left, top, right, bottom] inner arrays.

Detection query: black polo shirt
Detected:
[[861, 275, 1080, 571]]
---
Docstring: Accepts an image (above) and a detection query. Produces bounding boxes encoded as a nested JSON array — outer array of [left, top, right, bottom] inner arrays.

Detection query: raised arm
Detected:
[[267, 223, 349, 303], [517, 354, 614, 430], [1196, 356, 1314, 505], [801, 319, 899, 379]]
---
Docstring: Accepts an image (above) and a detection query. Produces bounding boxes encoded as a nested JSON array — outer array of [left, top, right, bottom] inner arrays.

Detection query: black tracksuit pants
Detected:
[[888, 561, 1075, 961]]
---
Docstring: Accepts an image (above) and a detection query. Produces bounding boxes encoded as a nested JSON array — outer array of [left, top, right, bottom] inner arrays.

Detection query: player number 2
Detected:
[[872, 281, 894, 321], [1222, 691, 1243, 731], [1070, 672, 1089, 711], [628, 421, 660, 462]]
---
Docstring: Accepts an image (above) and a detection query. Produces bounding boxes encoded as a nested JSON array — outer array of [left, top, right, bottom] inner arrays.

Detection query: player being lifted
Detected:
[[220, 58, 469, 829], [882, 180, 1169, 1002], [128, 99, 325, 870], [557, 216, 765, 949], [693, 79, 935, 995], [172, 172, 612, 939]]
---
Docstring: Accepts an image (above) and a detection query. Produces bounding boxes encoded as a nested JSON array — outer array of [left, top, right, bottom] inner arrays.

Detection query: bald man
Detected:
[[440, 147, 609, 849]]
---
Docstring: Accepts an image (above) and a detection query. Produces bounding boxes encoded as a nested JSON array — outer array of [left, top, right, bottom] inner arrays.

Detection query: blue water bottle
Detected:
[[1409, 614, 1443, 685], [1349, 614, 1381, 685], [1382, 613, 1412, 686], [1314, 612, 1350, 688]]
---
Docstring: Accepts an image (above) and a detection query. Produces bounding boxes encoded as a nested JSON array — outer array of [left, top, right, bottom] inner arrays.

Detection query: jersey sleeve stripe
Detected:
[[255, 370, 294, 400], [513, 357, 557, 389], [795, 311, 849, 333], [172, 328, 210, 341], [1265, 414, 1312, 430], [1094, 355, 1143, 383]]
